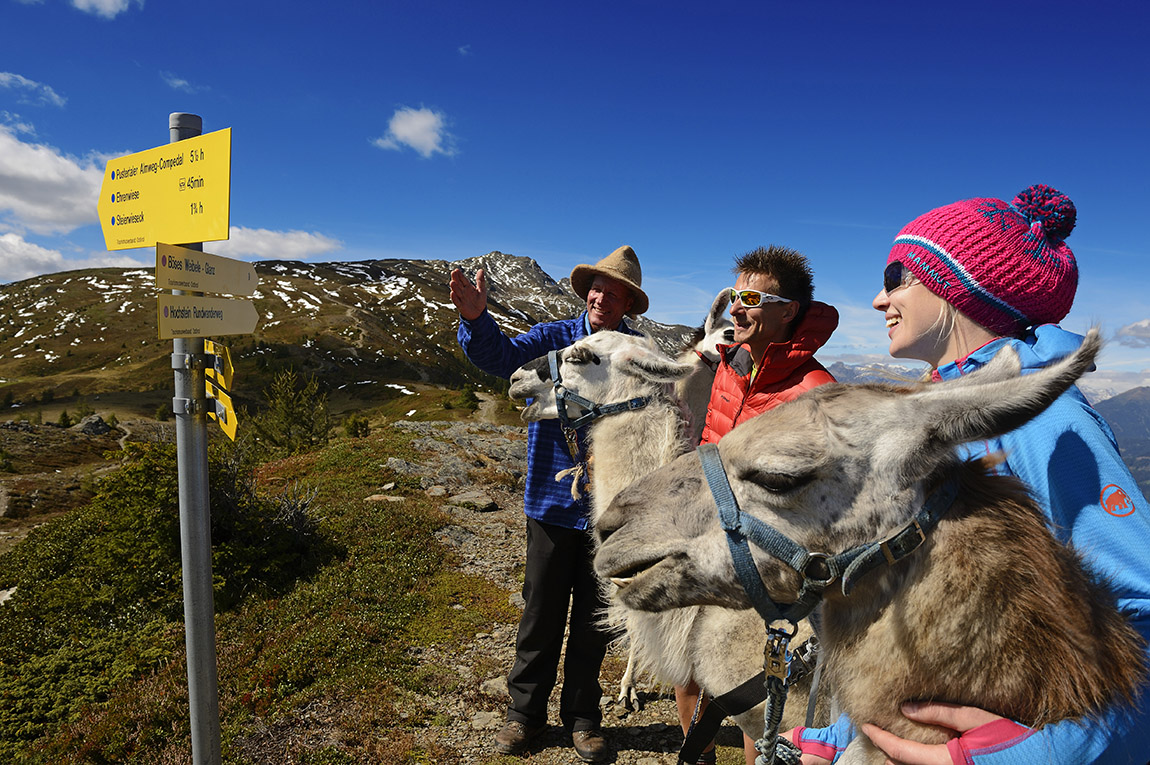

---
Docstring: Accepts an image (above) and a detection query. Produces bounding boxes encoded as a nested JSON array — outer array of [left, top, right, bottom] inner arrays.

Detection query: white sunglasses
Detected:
[[729, 288, 793, 308]]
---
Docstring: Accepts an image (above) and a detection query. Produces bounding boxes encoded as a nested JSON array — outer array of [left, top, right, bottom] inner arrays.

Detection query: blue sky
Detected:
[[3, 0, 1149, 389]]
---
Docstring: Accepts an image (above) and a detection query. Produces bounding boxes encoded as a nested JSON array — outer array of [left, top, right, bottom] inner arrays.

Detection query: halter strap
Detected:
[[694, 348, 719, 372], [696, 443, 959, 622], [547, 349, 651, 432]]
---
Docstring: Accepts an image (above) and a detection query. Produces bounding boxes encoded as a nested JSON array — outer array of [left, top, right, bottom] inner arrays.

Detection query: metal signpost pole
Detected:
[[169, 111, 222, 765]]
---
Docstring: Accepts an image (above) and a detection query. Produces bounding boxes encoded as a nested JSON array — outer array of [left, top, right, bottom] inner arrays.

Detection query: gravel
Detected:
[[387, 420, 750, 764]]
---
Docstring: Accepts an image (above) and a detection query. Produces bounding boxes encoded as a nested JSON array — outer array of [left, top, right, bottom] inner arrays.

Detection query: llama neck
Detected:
[[588, 400, 689, 521], [818, 477, 1147, 728]]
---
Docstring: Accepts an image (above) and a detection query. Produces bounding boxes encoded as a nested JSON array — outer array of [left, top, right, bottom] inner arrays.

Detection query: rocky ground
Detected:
[[0, 411, 752, 763], [0, 416, 136, 554], [385, 420, 750, 764]]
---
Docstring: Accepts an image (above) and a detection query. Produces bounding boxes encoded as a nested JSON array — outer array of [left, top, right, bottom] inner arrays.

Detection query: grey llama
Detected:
[[594, 329, 1147, 764]]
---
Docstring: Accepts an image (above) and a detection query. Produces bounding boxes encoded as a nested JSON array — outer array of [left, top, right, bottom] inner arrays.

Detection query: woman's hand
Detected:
[[860, 701, 1004, 764]]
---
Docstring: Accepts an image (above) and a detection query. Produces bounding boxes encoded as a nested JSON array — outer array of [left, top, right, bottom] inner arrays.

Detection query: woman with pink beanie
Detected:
[[789, 185, 1150, 764]]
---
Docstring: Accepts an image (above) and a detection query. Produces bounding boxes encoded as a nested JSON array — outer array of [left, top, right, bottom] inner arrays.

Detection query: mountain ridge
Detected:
[[0, 252, 693, 413], [3, 252, 1148, 497]]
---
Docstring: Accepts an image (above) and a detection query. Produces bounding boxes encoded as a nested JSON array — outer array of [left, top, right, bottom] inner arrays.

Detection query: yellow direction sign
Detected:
[[158, 294, 258, 339], [206, 379, 238, 441], [98, 128, 231, 251], [156, 243, 257, 296], [203, 340, 235, 390]]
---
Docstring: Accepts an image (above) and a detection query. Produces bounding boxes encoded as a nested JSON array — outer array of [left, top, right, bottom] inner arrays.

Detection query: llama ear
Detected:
[[620, 343, 694, 383], [933, 342, 1024, 391], [889, 329, 1100, 476], [704, 289, 731, 335]]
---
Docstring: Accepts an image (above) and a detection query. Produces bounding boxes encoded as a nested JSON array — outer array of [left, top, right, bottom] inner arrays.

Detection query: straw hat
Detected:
[[569, 245, 649, 316]]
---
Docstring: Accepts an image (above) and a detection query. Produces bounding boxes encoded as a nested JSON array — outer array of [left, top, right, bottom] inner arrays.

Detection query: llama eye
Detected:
[[567, 349, 600, 365], [742, 468, 813, 494]]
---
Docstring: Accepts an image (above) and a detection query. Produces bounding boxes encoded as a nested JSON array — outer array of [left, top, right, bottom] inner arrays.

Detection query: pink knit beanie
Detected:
[[887, 184, 1078, 335]]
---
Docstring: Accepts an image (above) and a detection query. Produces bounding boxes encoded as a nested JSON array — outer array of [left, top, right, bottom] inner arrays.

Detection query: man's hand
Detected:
[[450, 268, 487, 321], [860, 702, 1004, 765]]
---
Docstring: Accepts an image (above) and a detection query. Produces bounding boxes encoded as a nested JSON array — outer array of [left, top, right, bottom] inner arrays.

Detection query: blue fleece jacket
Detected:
[[456, 309, 641, 530], [797, 325, 1150, 764]]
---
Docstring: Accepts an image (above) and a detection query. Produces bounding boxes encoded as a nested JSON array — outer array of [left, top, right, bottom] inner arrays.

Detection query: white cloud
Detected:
[[161, 71, 205, 94], [0, 72, 65, 107], [213, 227, 343, 261], [0, 124, 105, 235], [1115, 319, 1150, 348], [458, 44, 472, 56], [372, 106, 458, 158], [70, 0, 142, 19], [0, 232, 147, 283], [1, 112, 37, 136]]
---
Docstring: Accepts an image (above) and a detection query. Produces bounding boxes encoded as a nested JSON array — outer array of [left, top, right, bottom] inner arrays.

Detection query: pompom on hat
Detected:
[[570, 245, 649, 316], [887, 184, 1078, 335]]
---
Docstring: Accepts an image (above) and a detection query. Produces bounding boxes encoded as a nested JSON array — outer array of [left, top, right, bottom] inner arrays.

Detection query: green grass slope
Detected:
[[0, 425, 517, 763]]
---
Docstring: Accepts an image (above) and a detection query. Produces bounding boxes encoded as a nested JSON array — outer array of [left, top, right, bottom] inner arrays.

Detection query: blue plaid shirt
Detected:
[[457, 309, 641, 530]]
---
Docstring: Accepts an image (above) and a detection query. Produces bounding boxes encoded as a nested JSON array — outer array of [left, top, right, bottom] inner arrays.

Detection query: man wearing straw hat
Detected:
[[450, 245, 649, 762]]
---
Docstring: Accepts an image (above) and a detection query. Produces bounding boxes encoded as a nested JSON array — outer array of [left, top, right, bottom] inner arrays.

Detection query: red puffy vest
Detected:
[[700, 301, 838, 444]]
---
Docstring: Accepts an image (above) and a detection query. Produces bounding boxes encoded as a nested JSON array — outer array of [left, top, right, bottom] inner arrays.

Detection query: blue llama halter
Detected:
[[696, 443, 959, 623]]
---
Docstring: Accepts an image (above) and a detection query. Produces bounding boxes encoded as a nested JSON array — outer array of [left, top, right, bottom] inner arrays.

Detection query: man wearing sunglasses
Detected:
[[698, 245, 839, 445], [681, 245, 839, 764], [450, 245, 649, 763]]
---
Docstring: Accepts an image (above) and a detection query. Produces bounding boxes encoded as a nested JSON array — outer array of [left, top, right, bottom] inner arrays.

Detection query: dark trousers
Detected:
[[506, 518, 609, 731]]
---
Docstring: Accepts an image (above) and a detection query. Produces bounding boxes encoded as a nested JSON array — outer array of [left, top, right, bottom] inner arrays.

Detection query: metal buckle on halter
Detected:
[[787, 635, 819, 685], [763, 622, 796, 683], [880, 519, 926, 566]]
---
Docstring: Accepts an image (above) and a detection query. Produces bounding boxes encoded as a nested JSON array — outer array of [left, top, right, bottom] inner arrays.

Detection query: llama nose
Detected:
[[594, 497, 628, 545]]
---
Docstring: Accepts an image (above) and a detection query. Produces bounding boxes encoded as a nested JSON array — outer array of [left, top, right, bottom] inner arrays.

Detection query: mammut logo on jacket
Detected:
[[1101, 484, 1136, 517]]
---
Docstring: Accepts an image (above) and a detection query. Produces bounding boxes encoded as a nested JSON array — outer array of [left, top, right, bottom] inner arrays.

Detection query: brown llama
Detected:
[[593, 329, 1148, 763]]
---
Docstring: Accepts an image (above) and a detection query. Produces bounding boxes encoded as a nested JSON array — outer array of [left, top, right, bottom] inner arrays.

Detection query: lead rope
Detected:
[[557, 425, 591, 499], [754, 623, 803, 765]]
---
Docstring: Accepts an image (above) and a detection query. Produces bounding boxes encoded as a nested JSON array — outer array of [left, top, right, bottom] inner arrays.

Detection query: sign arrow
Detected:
[[157, 243, 257, 297], [204, 340, 235, 390], [158, 294, 258, 339], [206, 380, 238, 441], [98, 128, 231, 251]]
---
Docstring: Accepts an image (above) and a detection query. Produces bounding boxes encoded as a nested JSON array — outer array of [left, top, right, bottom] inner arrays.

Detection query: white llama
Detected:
[[508, 319, 823, 740]]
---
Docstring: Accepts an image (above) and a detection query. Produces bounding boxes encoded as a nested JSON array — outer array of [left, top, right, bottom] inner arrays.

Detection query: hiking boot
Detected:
[[572, 728, 609, 762], [494, 720, 541, 754]]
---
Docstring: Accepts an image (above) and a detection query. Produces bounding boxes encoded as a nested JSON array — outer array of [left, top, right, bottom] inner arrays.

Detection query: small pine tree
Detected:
[[106, 412, 119, 428], [246, 368, 330, 458], [344, 414, 370, 438], [155, 405, 170, 422], [459, 384, 480, 410], [58, 409, 73, 428]]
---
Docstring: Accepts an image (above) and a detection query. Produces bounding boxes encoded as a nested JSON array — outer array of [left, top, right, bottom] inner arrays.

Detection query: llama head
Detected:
[[509, 331, 694, 423], [697, 288, 734, 360], [594, 330, 1101, 613]]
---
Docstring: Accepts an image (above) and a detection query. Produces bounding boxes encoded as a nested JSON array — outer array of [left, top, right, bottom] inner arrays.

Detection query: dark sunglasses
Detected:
[[883, 262, 916, 294]]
